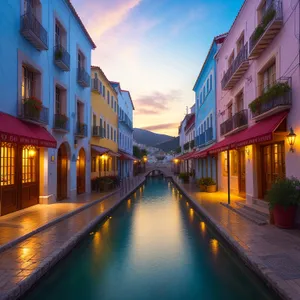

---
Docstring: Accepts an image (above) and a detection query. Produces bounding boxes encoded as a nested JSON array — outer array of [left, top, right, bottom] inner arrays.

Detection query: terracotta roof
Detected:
[[91, 66, 117, 96], [66, 0, 96, 49]]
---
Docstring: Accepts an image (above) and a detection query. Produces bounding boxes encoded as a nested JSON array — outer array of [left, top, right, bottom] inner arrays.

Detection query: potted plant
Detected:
[[23, 97, 42, 120], [55, 114, 68, 129], [179, 172, 189, 183], [206, 177, 217, 193], [198, 178, 207, 192], [267, 177, 300, 229]]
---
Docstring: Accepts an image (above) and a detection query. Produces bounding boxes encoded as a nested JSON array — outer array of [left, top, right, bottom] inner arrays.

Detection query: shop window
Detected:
[[231, 150, 238, 176], [0, 143, 15, 186], [22, 147, 37, 183]]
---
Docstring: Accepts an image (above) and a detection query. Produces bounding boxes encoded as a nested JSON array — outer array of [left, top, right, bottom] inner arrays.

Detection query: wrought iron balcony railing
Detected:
[[75, 122, 88, 137], [53, 114, 69, 132], [206, 127, 213, 142], [199, 132, 206, 146], [249, 0, 283, 59], [54, 45, 70, 71], [21, 8, 48, 51], [220, 109, 248, 136], [92, 126, 105, 137], [221, 43, 249, 90], [77, 68, 90, 88], [21, 100, 49, 125], [251, 78, 292, 120]]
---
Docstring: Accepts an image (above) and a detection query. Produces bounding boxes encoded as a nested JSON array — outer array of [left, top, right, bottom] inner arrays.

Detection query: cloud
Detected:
[[141, 123, 179, 131], [135, 90, 182, 115]]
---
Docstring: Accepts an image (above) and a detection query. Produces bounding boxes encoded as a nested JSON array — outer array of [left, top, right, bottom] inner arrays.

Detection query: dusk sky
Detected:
[[72, 0, 244, 136]]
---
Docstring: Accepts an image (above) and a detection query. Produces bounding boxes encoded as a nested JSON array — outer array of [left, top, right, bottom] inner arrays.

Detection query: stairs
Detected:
[[222, 199, 269, 225]]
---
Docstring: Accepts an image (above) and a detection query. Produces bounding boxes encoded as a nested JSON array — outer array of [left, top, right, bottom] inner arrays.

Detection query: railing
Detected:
[[190, 140, 195, 149], [75, 122, 88, 137], [92, 126, 105, 137], [91, 78, 99, 92], [251, 78, 292, 118], [249, 0, 283, 55], [21, 101, 49, 125], [53, 114, 69, 131], [206, 127, 213, 142], [54, 45, 70, 71], [183, 142, 190, 151], [220, 109, 248, 135], [21, 8, 48, 50], [221, 43, 248, 90], [77, 68, 90, 87], [199, 132, 206, 146]]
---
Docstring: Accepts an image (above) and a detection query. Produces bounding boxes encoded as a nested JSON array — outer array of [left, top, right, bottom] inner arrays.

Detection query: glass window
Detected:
[[22, 66, 35, 99], [231, 150, 238, 176], [207, 80, 209, 92], [262, 62, 276, 93], [210, 74, 213, 90], [111, 96, 114, 108], [210, 114, 213, 128], [103, 85, 106, 98], [107, 124, 110, 139], [22, 147, 37, 183], [55, 87, 61, 114], [107, 91, 110, 105], [0, 144, 15, 186], [200, 93, 202, 104], [103, 121, 106, 138], [111, 127, 113, 140]]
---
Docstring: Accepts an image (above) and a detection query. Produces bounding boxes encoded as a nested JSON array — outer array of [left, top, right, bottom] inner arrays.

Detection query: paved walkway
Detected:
[[0, 175, 145, 300], [174, 178, 300, 300], [0, 189, 119, 251]]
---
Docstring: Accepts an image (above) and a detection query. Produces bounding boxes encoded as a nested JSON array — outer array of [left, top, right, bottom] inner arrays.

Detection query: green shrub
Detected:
[[252, 25, 265, 42], [267, 177, 300, 210], [179, 172, 189, 181], [198, 178, 206, 186], [197, 177, 216, 186], [262, 8, 276, 28]]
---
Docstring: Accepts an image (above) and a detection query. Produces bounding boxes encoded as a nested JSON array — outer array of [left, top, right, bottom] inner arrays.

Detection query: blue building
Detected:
[[0, 0, 95, 215], [110, 82, 135, 178], [193, 34, 227, 181]]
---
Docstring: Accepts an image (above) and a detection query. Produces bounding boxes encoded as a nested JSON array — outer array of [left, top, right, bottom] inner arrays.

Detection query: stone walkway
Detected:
[[0, 176, 145, 300], [173, 178, 300, 300]]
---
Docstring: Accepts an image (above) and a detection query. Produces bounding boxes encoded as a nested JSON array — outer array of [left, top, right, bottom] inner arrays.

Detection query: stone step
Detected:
[[235, 201, 269, 218], [221, 203, 268, 226], [253, 198, 269, 209]]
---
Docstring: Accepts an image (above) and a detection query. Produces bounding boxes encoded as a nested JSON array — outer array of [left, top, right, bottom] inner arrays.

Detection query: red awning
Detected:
[[92, 145, 120, 157], [191, 149, 208, 159], [207, 111, 288, 154], [0, 112, 57, 148], [118, 150, 135, 160], [182, 150, 197, 160]]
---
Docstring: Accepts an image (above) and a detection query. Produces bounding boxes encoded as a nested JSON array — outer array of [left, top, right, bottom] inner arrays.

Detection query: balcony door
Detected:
[[76, 148, 86, 194], [57, 143, 68, 200]]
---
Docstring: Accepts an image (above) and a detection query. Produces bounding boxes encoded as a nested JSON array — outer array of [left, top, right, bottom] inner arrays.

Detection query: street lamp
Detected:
[[287, 127, 297, 152], [143, 156, 147, 172]]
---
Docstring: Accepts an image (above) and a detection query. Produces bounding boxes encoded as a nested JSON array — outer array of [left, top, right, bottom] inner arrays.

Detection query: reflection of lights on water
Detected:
[[186, 201, 189, 207], [210, 239, 219, 256], [89, 232, 94, 236], [200, 222, 206, 235], [127, 199, 131, 209], [189, 208, 194, 221], [20, 247, 31, 256], [109, 216, 112, 219]]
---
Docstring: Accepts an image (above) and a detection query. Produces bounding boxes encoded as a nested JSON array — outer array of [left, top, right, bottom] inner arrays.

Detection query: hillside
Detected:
[[156, 136, 180, 152], [133, 128, 173, 147]]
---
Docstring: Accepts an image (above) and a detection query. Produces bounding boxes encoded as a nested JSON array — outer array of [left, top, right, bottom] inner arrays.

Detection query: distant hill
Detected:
[[133, 128, 173, 147], [156, 137, 180, 152]]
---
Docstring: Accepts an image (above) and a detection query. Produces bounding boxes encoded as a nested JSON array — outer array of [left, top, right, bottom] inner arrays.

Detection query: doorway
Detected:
[[262, 142, 285, 199], [238, 148, 246, 197], [57, 143, 68, 200], [76, 148, 86, 194]]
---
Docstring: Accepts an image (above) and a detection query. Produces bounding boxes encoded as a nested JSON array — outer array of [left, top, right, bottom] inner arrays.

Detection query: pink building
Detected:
[[213, 0, 300, 210]]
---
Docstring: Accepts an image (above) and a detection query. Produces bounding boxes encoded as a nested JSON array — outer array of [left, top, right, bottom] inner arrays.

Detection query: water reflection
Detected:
[[210, 238, 219, 257]]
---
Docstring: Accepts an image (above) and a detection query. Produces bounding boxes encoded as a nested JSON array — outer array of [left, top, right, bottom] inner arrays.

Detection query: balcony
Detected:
[[220, 109, 248, 136], [221, 43, 249, 90], [54, 45, 70, 71], [250, 79, 292, 121], [249, 1, 283, 59], [199, 132, 206, 147], [92, 126, 104, 138], [21, 99, 48, 125], [77, 68, 90, 88], [91, 78, 100, 93], [53, 114, 69, 132], [21, 10, 48, 51], [75, 122, 88, 137]]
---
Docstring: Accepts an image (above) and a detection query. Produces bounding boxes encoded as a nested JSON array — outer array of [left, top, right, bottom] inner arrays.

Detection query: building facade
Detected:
[[90, 66, 119, 179], [0, 0, 95, 215], [213, 0, 300, 205], [193, 34, 227, 182], [110, 82, 135, 178]]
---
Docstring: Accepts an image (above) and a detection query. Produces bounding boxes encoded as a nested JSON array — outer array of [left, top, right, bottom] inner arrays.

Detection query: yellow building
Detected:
[[90, 66, 119, 178]]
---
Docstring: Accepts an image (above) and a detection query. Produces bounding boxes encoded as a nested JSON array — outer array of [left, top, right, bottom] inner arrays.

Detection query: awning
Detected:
[[91, 145, 120, 157], [207, 111, 288, 155], [182, 150, 197, 160], [0, 112, 57, 148], [191, 149, 208, 159], [118, 150, 135, 160]]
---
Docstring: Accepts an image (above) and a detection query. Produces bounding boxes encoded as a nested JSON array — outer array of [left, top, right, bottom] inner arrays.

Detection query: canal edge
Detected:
[[171, 178, 293, 300], [1, 177, 147, 300]]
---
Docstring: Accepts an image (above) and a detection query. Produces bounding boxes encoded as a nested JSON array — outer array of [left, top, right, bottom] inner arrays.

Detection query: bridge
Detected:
[[145, 163, 174, 178]]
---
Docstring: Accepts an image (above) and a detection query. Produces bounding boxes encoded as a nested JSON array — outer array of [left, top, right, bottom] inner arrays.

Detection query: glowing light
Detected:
[[101, 154, 108, 160], [189, 208, 194, 221], [28, 149, 36, 157], [186, 201, 189, 207], [127, 199, 131, 209], [210, 239, 219, 256], [89, 232, 94, 235], [174, 158, 179, 164], [200, 222, 206, 236]]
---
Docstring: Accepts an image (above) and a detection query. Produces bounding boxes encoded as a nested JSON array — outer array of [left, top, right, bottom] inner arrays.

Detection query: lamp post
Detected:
[[143, 156, 147, 172], [287, 127, 297, 152]]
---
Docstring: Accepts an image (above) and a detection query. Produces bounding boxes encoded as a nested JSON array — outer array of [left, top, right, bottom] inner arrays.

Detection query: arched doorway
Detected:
[[77, 148, 86, 194], [57, 143, 68, 200]]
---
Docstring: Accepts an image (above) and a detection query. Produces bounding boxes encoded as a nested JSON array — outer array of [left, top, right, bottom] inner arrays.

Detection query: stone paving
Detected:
[[0, 190, 118, 252], [0, 176, 145, 300], [173, 178, 300, 300]]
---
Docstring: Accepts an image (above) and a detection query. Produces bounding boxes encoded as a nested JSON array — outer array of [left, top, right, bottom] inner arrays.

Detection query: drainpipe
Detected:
[[227, 149, 231, 205]]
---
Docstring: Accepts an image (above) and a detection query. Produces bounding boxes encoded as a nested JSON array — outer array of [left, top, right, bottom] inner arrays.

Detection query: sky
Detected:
[[72, 0, 244, 136]]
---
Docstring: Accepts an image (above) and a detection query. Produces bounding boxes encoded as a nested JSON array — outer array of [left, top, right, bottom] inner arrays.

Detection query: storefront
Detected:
[[118, 150, 135, 178], [0, 112, 57, 216]]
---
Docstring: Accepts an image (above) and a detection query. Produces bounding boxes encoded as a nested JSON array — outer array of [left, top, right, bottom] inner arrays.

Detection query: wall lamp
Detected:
[[287, 127, 297, 152]]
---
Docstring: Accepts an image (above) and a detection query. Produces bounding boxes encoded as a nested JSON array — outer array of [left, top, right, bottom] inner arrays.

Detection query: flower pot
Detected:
[[206, 185, 217, 193], [24, 101, 41, 121], [199, 184, 206, 192], [273, 204, 297, 229]]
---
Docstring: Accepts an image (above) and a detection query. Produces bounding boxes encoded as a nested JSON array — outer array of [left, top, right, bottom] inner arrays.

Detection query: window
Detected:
[[111, 96, 114, 109], [204, 120, 207, 131], [55, 87, 61, 114], [231, 150, 238, 176], [228, 103, 233, 118], [0, 144, 15, 186], [228, 51, 235, 67], [77, 101, 84, 123], [200, 93, 202, 105], [210, 114, 213, 128], [236, 91, 244, 112], [22, 146, 37, 183], [201, 124, 203, 133], [261, 62, 276, 94], [103, 85, 106, 98], [206, 117, 209, 129], [111, 127, 113, 141], [22, 66, 35, 99], [107, 124, 110, 139], [93, 114, 96, 126], [103, 121, 106, 138], [203, 86, 206, 98], [99, 81, 103, 94], [91, 157, 96, 172], [107, 90, 110, 105], [114, 101, 117, 113], [207, 80, 209, 93], [55, 23, 61, 46], [78, 51, 83, 69], [210, 74, 213, 91], [100, 118, 103, 135], [236, 32, 244, 53], [114, 130, 116, 142]]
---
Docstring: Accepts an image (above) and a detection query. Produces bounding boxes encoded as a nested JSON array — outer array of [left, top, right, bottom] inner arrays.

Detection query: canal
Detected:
[[24, 177, 278, 300]]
